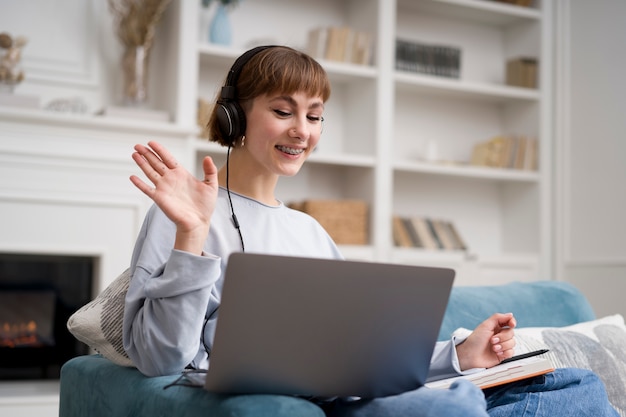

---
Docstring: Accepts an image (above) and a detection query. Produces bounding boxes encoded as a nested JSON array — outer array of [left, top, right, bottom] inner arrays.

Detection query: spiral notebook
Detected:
[[425, 356, 555, 390]]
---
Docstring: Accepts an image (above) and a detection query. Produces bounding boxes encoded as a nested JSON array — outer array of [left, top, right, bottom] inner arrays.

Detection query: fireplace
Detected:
[[0, 253, 93, 380]]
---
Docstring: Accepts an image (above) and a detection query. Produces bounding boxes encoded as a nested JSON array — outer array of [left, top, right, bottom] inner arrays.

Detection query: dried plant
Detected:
[[108, 0, 172, 48], [107, 0, 172, 104]]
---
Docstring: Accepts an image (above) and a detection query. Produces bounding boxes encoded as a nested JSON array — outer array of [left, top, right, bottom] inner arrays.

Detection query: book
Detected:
[[392, 216, 467, 251], [432, 219, 456, 251], [395, 39, 461, 79], [402, 217, 423, 248], [392, 216, 413, 248], [523, 137, 538, 171], [306, 27, 328, 60], [410, 217, 439, 250], [513, 136, 528, 170], [351, 31, 372, 65], [425, 356, 555, 390], [444, 221, 467, 251], [470, 135, 538, 171], [325, 26, 350, 62], [307, 26, 373, 66], [425, 218, 444, 249]]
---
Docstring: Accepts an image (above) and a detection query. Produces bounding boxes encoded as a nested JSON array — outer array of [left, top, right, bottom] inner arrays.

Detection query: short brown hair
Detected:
[[207, 46, 331, 147]]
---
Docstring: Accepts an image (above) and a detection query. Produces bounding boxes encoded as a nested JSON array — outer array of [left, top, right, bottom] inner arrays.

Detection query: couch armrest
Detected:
[[438, 280, 596, 340], [59, 355, 325, 417]]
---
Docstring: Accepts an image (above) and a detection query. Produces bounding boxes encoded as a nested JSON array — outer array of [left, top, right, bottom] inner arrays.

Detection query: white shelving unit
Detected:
[[174, 0, 551, 285], [0, 1, 554, 414]]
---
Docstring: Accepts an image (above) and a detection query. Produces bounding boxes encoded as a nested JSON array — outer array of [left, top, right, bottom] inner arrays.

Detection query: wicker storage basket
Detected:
[[289, 199, 369, 245]]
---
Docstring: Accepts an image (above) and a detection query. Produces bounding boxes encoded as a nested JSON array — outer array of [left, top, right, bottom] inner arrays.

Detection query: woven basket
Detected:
[[289, 199, 369, 245]]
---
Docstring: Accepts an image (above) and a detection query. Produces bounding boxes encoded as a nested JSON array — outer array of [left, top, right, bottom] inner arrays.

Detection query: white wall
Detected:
[[2, 0, 625, 315], [554, 0, 626, 318]]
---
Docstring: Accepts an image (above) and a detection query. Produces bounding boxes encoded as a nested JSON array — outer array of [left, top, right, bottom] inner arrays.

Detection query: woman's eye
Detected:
[[308, 115, 323, 122], [274, 109, 291, 117]]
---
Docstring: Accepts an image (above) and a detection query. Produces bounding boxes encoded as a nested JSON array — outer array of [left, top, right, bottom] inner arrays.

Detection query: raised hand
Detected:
[[130, 141, 219, 254]]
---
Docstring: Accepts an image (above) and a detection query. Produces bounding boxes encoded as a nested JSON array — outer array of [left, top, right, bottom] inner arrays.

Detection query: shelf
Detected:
[[198, 43, 377, 84], [394, 72, 540, 103], [338, 245, 376, 261], [0, 107, 194, 138], [307, 152, 376, 168], [198, 43, 242, 66], [397, 0, 541, 27], [391, 247, 473, 262], [391, 247, 538, 268], [193, 138, 227, 153], [316, 60, 378, 83], [394, 160, 540, 182], [191, 0, 549, 282], [193, 139, 376, 169]]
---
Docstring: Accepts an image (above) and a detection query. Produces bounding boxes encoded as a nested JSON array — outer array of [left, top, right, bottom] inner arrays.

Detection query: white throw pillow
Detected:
[[66, 268, 133, 367], [455, 315, 626, 417]]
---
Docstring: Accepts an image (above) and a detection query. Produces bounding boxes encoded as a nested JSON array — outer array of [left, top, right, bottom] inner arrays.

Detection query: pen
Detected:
[[500, 349, 550, 364]]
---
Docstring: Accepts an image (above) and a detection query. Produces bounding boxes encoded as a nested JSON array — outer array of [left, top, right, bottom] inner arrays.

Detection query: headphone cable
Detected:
[[226, 144, 245, 252]]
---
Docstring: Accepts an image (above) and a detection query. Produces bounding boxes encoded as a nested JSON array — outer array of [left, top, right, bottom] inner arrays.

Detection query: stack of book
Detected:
[[392, 216, 467, 251], [306, 26, 373, 66], [470, 135, 538, 171], [395, 39, 461, 79]]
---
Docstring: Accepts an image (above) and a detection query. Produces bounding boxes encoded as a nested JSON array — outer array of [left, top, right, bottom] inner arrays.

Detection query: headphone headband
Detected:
[[225, 46, 272, 86], [216, 45, 278, 144]]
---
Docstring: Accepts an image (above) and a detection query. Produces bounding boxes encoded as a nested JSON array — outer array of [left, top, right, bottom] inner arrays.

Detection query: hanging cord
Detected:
[[226, 144, 245, 252], [197, 144, 245, 362]]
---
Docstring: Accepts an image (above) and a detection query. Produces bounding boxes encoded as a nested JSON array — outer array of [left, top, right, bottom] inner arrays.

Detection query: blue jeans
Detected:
[[323, 368, 619, 417], [485, 368, 619, 417]]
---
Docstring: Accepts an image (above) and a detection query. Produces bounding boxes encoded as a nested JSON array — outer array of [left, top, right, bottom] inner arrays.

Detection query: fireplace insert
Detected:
[[0, 253, 93, 380]]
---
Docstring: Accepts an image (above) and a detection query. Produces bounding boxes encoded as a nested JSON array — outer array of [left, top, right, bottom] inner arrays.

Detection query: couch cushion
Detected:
[[454, 315, 626, 417], [59, 355, 325, 417], [439, 280, 596, 340], [66, 268, 133, 366], [514, 315, 626, 417]]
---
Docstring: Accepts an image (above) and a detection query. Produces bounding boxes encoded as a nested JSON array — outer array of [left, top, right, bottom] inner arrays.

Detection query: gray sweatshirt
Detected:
[[123, 187, 462, 381]]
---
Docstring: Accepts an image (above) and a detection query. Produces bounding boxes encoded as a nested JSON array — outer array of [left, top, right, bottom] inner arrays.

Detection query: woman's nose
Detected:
[[290, 118, 310, 140]]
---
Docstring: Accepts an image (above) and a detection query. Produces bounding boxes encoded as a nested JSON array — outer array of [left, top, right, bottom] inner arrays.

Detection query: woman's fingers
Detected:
[[132, 141, 181, 184], [148, 140, 179, 169], [132, 148, 162, 185], [129, 174, 154, 197]]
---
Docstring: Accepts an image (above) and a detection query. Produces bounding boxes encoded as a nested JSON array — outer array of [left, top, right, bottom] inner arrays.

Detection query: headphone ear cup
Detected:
[[216, 100, 247, 146]]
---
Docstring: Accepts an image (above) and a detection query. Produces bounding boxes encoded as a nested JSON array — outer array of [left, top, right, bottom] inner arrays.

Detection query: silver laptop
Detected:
[[204, 253, 455, 398]]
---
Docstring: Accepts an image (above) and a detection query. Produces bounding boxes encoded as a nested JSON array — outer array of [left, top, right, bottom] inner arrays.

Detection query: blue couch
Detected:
[[59, 280, 596, 417]]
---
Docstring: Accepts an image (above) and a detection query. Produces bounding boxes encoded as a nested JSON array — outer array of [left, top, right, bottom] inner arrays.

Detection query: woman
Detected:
[[123, 45, 617, 417]]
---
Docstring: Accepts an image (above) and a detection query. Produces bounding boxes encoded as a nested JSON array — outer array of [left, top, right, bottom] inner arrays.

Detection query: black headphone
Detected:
[[216, 45, 277, 146]]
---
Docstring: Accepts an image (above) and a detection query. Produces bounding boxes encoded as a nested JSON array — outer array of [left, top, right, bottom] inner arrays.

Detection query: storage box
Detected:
[[289, 199, 369, 245], [506, 57, 538, 88]]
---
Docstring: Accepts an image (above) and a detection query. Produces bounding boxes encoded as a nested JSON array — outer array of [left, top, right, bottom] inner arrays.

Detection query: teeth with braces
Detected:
[[276, 145, 304, 155]]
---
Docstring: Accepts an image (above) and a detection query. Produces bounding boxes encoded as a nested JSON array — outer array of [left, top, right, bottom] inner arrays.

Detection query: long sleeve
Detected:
[[122, 206, 222, 376], [122, 189, 343, 377], [427, 333, 482, 382]]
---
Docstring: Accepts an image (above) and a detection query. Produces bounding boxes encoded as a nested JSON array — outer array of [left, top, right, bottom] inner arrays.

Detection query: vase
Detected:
[[121, 45, 150, 107], [209, 4, 232, 46], [0, 81, 16, 94], [199, 7, 212, 42]]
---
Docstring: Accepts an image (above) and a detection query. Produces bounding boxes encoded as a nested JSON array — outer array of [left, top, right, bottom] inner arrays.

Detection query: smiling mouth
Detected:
[[276, 145, 305, 155]]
